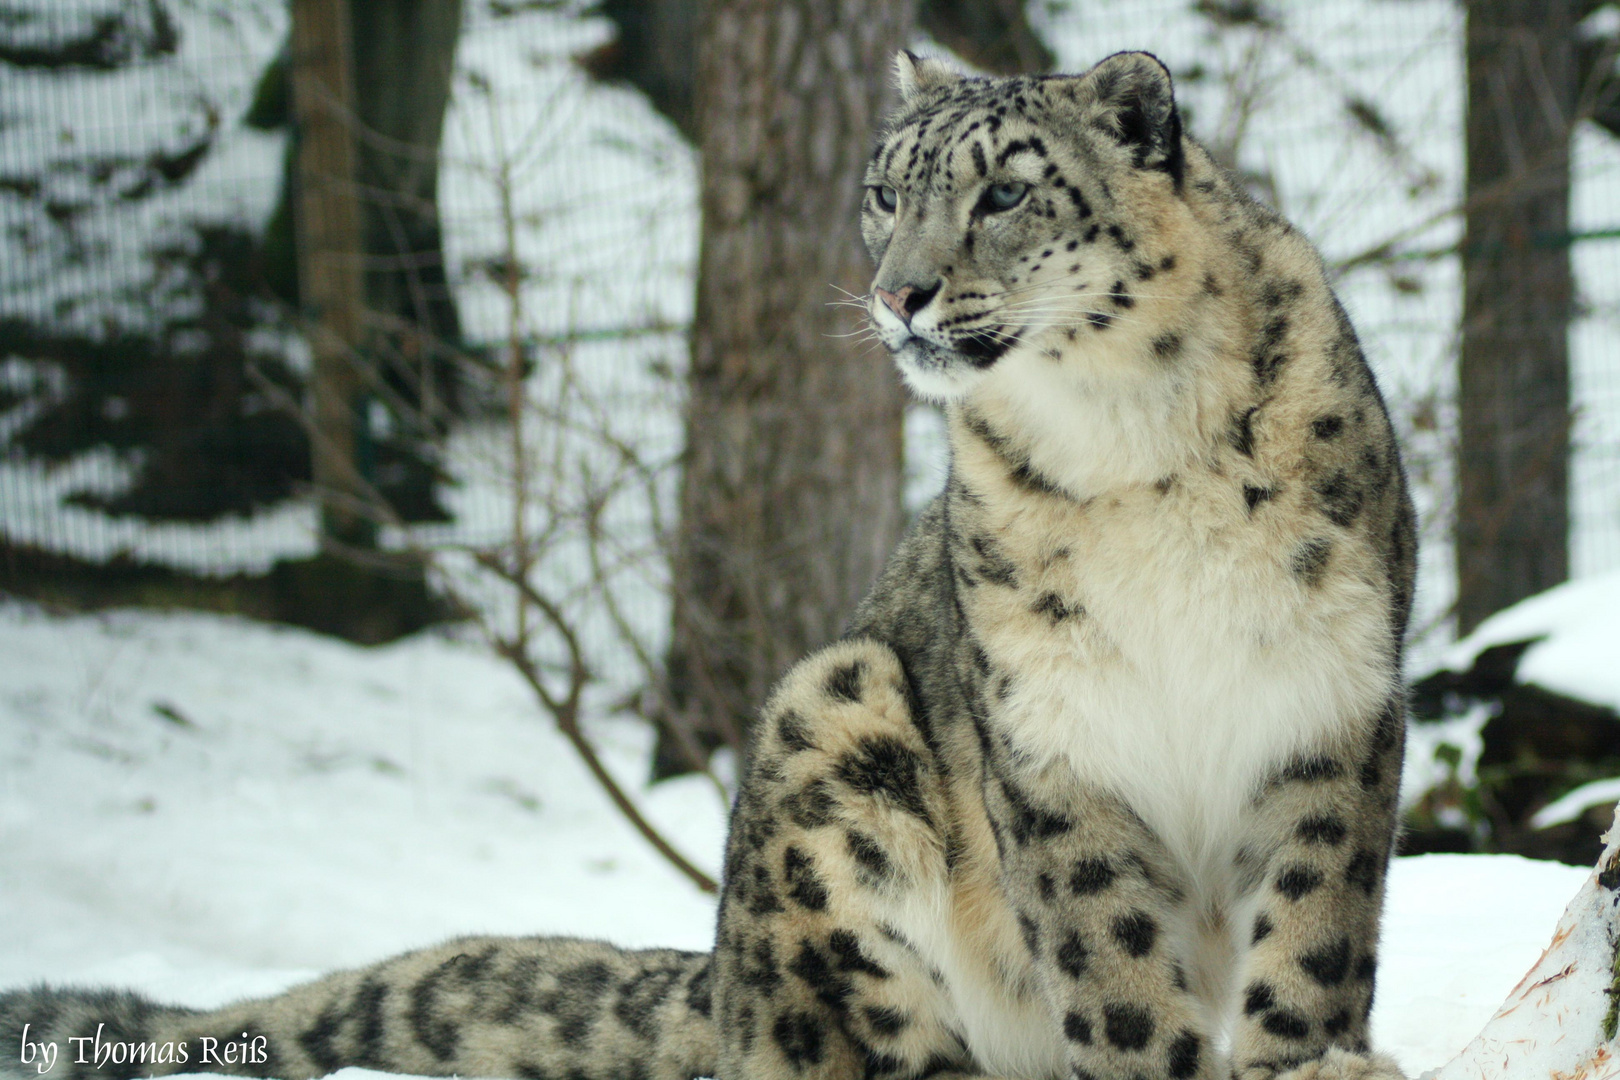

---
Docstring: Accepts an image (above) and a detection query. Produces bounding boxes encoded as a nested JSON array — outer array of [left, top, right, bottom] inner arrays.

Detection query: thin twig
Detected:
[[470, 549, 718, 894]]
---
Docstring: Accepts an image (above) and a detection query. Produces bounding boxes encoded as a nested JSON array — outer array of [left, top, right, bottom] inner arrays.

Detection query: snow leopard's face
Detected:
[[862, 51, 1187, 402]]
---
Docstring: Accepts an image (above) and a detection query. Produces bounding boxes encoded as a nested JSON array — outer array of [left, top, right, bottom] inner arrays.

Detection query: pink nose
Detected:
[[876, 286, 917, 325]]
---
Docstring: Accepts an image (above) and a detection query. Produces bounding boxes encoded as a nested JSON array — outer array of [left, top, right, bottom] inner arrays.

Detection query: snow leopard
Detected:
[[1, 51, 1415, 1080]]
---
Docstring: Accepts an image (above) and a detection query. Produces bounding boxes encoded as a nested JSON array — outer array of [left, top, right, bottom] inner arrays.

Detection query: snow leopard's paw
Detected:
[[1278, 1048, 1407, 1080]]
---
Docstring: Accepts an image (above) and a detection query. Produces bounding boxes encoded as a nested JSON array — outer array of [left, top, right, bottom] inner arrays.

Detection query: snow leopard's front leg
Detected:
[[985, 760, 1219, 1080], [711, 641, 982, 1080], [1231, 701, 1407, 1080]]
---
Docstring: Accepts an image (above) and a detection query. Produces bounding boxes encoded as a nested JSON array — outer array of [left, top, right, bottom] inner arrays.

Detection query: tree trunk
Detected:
[[579, 0, 1050, 143], [917, 0, 1052, 76], [1457, 0, 1576, 634], [289, 0, 372, 549], [252, 3, 464, 525], [657, 0, 914, 774], [349, 0, 464, 435]]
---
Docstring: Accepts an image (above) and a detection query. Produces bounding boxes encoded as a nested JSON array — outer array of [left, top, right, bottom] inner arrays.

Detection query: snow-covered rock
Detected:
[[1408, 573, 1620, 865], [1434, 570, 1620, 714]]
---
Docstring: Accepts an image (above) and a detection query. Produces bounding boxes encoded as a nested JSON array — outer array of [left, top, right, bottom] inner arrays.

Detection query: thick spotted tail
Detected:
[[0, 937, 716, 1080]]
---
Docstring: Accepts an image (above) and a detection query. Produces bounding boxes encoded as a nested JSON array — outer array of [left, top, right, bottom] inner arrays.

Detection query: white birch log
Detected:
[[1424, 806, 1620, 1080]]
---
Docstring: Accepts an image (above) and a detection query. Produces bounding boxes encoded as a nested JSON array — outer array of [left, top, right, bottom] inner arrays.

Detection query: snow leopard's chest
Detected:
[[960, 480, 1394, 881]]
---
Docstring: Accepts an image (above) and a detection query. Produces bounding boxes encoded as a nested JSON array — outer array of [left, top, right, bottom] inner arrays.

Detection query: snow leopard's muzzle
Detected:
[[868, 280, 1015, 402]]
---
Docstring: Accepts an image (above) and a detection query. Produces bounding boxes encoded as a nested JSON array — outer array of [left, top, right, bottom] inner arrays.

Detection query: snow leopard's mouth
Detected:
[[868, 292, 1023, 399], [955, 330, 1015, 365], [893, 330, 1015, 372], [888, 332, 1020, 401]]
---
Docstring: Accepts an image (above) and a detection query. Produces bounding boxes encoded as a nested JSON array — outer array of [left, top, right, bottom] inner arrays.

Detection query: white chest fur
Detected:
[[972, 481, 1393, 883], [954, 332, 1395, 882]]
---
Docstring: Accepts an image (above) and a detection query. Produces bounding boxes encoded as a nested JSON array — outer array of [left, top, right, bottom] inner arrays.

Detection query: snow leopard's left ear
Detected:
[[895, 50, 963, 103], [1078, 51, 1185, 188]]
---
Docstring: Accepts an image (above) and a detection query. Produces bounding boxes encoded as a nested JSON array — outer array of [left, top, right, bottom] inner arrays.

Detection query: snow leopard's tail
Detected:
[[0, 937, 717, 1080]]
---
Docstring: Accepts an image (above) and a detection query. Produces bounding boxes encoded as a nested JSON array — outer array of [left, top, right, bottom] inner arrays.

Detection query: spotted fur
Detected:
[[0, 940, 714, 1080], [1, 52, 1414, 1080]]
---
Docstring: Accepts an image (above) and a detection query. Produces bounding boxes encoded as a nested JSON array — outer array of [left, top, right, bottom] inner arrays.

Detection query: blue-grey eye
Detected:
[[987, 181, 1028, 210], [874, 185, 899, 211]]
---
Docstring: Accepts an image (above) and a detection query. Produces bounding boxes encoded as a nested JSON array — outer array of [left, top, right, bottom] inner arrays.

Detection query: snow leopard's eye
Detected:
[[873, 185, 899, 212], [984, 181, 1028, 212]]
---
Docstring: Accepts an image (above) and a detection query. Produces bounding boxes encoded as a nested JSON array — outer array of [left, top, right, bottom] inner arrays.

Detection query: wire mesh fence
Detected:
[[0, 0, 1617, 673]]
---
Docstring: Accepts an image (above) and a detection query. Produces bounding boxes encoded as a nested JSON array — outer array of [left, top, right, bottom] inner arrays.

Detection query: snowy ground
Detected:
[[0, 602, 725, 996], [0, 601, 1600, 1078]]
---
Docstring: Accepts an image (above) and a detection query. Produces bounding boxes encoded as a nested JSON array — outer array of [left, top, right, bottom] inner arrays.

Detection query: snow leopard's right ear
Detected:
[[895, 51, 962, 103]]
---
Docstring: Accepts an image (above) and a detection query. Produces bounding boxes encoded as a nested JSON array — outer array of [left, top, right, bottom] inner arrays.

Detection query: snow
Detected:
[[0, 450, 321, 575], [0, 602, 725, 999], [0, 601, 1610, 1079], [1435, 567, 1620, 713], [0, 1, 288, 332], [1533, 777, 1620, 830]]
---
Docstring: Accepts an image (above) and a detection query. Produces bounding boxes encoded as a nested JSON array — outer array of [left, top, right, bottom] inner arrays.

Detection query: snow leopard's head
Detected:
[[862, 51, 1193, 402]]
